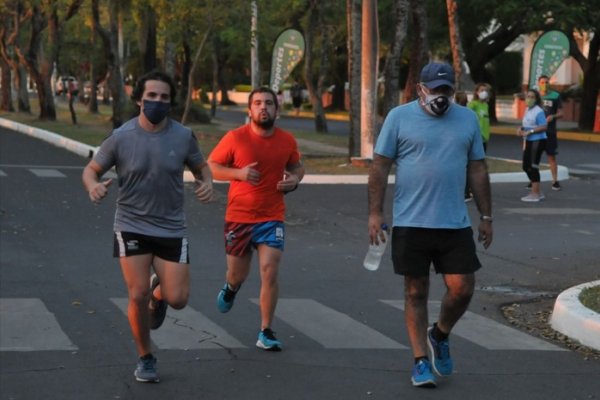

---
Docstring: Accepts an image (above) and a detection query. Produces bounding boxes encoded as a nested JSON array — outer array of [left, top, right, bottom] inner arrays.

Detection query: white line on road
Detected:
[[251, 298, 407, 349], [0, 298, 78, 351], [503, 208, 600, 215], [110, 298, 246, 349], [28, 168, 67, 178], [381, 300, 564, 351]]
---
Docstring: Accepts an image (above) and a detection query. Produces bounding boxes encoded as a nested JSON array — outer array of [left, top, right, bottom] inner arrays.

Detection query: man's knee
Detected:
[[167, 291, 189, 310]]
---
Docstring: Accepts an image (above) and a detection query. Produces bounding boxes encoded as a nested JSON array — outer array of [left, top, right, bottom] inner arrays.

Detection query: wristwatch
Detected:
[[528, 129, 535, 135], [480, 215, 493, 222]]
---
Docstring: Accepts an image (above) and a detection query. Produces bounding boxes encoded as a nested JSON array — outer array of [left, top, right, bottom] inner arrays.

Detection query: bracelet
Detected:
[[480, 215, 493, 222]]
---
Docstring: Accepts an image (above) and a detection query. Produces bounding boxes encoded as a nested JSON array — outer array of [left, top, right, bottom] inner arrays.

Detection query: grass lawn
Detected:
[[580, 286, 600, 313], [1, 98, 534, 175]]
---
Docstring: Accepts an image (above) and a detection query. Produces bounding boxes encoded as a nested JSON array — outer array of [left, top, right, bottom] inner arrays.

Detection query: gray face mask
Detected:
[[425, 94, 451, 115], [142, 100, 170, 124], [420, 86, 452, 116]]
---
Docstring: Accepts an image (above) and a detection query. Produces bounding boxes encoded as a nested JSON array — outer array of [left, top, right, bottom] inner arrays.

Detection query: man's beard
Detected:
[[253, 114, 275, 129]]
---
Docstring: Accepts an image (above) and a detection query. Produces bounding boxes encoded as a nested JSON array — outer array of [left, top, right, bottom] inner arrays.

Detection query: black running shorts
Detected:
[[391, 227, 481, 276], [113, 231, 189, 264]]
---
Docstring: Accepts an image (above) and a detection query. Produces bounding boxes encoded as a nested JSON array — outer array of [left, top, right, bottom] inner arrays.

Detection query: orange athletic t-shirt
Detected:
[[209, 125, 301, 223]]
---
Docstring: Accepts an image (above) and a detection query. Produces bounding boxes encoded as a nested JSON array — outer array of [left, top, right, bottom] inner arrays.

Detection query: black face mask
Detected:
[[142, 100, 170, 124]]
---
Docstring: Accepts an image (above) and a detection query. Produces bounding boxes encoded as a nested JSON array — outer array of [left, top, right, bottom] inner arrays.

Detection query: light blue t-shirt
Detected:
[[375, 101, 485, 229], [94, 118, 205, 237], [521, 105, 547, 142]]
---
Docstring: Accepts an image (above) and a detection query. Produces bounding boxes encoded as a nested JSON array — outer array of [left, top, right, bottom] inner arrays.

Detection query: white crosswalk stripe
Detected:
[[0, 298, 78, 351], [381, 300, 564, 351], [110, 298, 246, 349], [251, 298, 407, 349], [0, 297, 566, 352], [28, 168, 66, 178]]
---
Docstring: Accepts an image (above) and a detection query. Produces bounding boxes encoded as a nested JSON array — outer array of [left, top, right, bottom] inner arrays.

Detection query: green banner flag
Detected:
[[528, 30, 570, 89], [270, 29, 305, 93]]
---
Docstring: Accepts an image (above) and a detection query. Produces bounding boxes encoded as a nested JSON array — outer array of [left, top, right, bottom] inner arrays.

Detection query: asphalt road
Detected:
[[1, 126, 599, 400]]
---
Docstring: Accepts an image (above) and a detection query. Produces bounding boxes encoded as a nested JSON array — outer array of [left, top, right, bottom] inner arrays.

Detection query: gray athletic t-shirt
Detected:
[[94, 117, 205, 237]]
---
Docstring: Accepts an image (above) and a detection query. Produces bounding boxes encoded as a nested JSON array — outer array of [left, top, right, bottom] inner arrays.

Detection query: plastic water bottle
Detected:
[[363, 224, 389, 271]]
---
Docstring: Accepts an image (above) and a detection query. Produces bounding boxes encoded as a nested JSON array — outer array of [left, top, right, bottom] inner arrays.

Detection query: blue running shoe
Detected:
[[134, 356, 159, 383], [217, 283, 238, 313], [149, 273, 167, 330], [427, 327, 453, 376], [411, 359, 436, 388], [256, 328, 282, 351]]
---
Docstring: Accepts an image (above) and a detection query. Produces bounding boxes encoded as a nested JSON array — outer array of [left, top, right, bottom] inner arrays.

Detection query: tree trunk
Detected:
[[446, 0, 474, 91], [1, 56, 13, 111], [16, 66, 31, 112], [93, 0, 126, 128], [403, 0, 428, 103], [180, 40, 192, 105], [571, 33, 599, 130], [164, 41, 176, 77], [68, 90, 77, 124], [303, 0, 328, 133], [250, 1, 260, 88], [138, 3, 157, 73], [88, 8, 99, 114], [382, 0, 409, 117], [346, 0, 361, 157], [211, 33, 218, 117], [360, 0, 378, 158], [182, 24, 212, 125], [446, 0, 462, 89]]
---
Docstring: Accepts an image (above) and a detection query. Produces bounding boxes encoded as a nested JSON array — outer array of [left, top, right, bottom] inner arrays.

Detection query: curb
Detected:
[[0, 118, 98, 159], [550, 281, 600, 351]]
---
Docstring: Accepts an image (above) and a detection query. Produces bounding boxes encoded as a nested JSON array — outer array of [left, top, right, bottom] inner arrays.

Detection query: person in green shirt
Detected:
[[468, 83, 491, 152]]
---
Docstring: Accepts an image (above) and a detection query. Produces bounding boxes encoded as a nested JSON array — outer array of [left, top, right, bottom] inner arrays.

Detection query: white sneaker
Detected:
[[521, 193, 544, 202]]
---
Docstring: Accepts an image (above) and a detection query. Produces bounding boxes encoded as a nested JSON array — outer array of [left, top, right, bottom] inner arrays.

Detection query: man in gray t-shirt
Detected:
[[82, 71, 213, 383]]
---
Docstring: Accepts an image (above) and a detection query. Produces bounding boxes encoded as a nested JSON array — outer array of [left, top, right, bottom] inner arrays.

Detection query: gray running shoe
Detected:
[[134, 356, 159, 382]]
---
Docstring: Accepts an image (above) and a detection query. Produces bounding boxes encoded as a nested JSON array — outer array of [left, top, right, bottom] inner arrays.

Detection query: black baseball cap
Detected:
[[420, 63, 455, 89]]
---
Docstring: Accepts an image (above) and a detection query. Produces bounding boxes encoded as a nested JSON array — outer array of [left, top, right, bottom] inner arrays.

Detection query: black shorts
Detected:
[[391, 227, 481, 276], [545, 130, 558, 155], [113, 232, 189, 264]]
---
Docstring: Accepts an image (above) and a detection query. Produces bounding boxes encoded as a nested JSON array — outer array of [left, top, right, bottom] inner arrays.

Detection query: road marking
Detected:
[[250, 298, 406, 349], [568, 168, 599, 175], [29, 168, 66, 178], [0, 298, 78, 351], [0, 170, 6, 177], [110, 298, 246, 349], [503, 208, 600, 215], [0, 164, 83, 169], [381, 300, 564, 351], [576, 163, 600, 170]]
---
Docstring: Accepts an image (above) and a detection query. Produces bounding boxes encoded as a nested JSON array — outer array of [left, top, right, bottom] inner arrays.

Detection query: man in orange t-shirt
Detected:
[[208, 87, 305, 351]]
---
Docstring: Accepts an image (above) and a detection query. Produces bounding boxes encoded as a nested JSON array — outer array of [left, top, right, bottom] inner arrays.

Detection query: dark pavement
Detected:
[[1, 125, 599, 399]]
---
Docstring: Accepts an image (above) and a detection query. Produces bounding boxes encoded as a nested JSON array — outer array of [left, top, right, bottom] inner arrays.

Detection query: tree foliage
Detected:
[[0, 0, 597, 130]]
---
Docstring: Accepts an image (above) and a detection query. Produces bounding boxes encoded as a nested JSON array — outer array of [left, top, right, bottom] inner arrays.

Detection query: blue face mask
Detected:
[[142, 100, 170, 124]]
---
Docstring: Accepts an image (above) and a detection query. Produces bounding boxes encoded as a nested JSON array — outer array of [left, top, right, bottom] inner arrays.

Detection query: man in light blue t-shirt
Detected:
[[367, 62, 493, 388]]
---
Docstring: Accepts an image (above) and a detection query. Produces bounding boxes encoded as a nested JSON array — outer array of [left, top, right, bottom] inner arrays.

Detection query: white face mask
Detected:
[[478, 90, 489, 101]]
